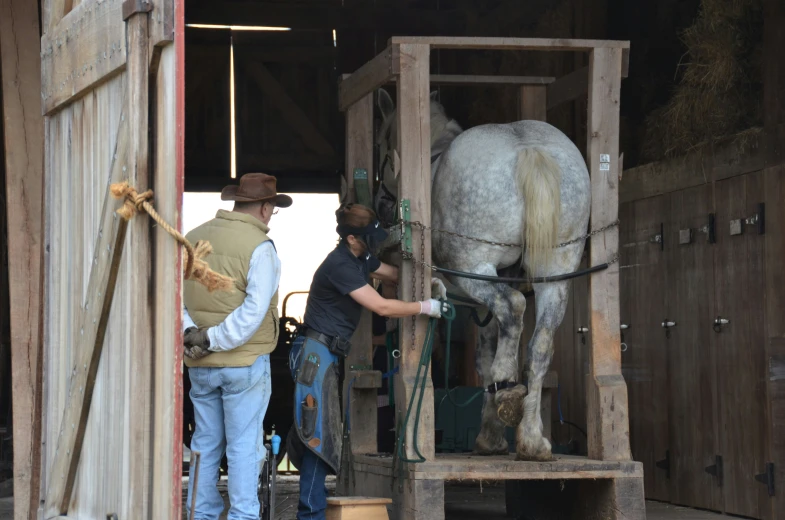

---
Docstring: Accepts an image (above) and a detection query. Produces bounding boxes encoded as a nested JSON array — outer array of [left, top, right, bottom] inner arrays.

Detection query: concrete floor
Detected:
[[0, 481, 730, 520]]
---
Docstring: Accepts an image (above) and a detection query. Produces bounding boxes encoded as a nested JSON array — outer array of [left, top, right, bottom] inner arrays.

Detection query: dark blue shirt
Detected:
[[303, 243, 381, 341]]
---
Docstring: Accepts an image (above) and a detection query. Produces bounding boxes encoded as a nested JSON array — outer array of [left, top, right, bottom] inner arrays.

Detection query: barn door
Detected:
[[665, 185, 723, 512], [619, 194, 670, 502], [713, 172, 769, 519], [39, 0, 181, 518]]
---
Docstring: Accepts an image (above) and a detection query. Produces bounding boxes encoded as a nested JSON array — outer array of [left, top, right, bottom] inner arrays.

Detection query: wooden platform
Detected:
[[354, 453, 643, 481]]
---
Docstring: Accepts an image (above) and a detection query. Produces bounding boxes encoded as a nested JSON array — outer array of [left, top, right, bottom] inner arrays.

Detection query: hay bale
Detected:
[[643, 0, 763, 161]]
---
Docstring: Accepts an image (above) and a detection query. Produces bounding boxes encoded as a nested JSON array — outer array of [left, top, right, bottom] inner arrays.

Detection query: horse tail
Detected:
[[515, 147, 562, 275]]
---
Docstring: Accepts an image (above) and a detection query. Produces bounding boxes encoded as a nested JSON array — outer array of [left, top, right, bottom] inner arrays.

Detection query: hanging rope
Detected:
[[110, 181, 235, 292]]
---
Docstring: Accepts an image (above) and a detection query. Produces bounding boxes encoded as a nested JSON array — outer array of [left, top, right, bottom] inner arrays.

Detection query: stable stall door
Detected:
[[666, 185, 723, 512], [620, 195, 670, 502], [713, 172, 770, 519]]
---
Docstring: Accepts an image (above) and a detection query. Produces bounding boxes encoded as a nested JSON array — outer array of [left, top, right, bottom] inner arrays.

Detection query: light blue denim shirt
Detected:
[[183, 241, 281, 352]]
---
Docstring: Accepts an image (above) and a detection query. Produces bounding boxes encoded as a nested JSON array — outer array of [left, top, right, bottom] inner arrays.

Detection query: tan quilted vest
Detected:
[[183, 210, 279, 367]]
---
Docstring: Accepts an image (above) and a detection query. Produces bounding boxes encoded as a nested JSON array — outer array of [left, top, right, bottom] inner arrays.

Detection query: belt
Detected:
[[300, 327, 352, 357]]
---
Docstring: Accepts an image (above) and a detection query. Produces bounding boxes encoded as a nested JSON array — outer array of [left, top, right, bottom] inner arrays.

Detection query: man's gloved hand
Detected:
[[183, 327, 212, 360], [431, 277, 448, 301], [419, 298, 450, 319]]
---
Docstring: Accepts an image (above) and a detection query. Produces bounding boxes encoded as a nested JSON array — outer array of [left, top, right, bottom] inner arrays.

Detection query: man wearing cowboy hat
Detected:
[[182, 173, 292, 520]]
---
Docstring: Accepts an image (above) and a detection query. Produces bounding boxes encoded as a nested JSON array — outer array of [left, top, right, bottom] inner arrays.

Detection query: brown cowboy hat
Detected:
[[220, 173, 293, 207]]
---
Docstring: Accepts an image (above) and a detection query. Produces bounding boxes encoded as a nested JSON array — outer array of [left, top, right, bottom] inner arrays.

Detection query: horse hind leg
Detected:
[[450, 264, 528, 452], [516, 282, 569, 461], [473, 316, 508, 455]]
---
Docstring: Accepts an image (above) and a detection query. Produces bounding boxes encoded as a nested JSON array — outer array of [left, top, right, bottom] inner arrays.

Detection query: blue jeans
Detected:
[[297, 449, 330, 520], [186, 354, 272, 520]]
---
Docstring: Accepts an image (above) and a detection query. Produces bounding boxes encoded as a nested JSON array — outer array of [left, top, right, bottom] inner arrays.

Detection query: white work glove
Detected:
[[419, 298, 449, 318], [430, 277, 447, 301]]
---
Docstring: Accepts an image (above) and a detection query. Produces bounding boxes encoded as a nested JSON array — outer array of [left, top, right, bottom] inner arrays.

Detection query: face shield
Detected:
[[337, 220, 388, 255]]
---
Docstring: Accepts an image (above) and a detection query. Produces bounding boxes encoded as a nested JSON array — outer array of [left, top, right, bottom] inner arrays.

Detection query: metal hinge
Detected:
[[656, 450, 670, 479], [755, 462, 775, 497], [697, 213, 716, 244], [705, 455, 724, 487], [400, 199, 412, 255], [122, 0, 152, 20], [730, 203, 766, 236]]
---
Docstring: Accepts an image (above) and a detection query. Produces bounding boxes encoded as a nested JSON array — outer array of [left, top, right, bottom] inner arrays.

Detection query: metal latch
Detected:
[[713, 316, 730, 333], [662, 319, 676, 338], [576, 326, 589, 345], [697, 213, 716, 244], [705, 455, 724, 487], [649, 223, 664, 251], [731, 203, 765, 236], [755, 462, 775, 497]]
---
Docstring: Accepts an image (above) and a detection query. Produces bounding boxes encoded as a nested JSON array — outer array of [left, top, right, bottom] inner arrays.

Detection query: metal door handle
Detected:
[[661, 321, 676, 328]]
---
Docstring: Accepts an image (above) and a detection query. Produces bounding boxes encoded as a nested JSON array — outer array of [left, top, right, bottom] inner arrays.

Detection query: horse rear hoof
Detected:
[[495, 384, 528, 427]]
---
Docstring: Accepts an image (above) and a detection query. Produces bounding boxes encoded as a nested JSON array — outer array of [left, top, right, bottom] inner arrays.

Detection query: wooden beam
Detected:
[[619, 132, 766, 203], [41, 0, 127, 115], [389, 36, 630, 51], [43, 110, 130, 518], [392, 41, 445, 518], [339, 47, 398, 112], [429, 74, 554, 86], [585, 47, 631, 462], [546, 61, 630, 111], [149, 0, 175, 48], [0, 0, 45, 518], [518, 85, 547, 121], [245, 62, 334, 156], [150, 41, 180, 520], [126, 10, 154, 518], [185, 2, 466, 32], [342, 93, 376, 457]]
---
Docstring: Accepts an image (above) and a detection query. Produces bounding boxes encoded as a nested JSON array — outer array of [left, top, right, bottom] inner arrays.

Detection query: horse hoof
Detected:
[[473, 435, 509, 456], [516, 436, 553, 461], [495, 384, 528, 427]]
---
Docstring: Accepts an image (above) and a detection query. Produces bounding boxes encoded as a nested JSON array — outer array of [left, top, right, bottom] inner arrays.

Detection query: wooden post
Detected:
[[394, 42, 444, 520], [342, 93, 378, 461], [585, 47, 631, 462], [518, 85, 547, 122], [126, 8, 153, 518], [0, 0, 45, 518]]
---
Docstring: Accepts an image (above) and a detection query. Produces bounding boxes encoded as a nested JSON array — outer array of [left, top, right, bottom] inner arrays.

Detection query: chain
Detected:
[[396, 218, 620, 250]]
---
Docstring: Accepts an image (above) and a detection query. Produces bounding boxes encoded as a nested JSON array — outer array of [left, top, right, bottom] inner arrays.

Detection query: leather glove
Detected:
[[183, 327, 211, 360], [431, 277, 448, 301], [419, 298, 450, 319]]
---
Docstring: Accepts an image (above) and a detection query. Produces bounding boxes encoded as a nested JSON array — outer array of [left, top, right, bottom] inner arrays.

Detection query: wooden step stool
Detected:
[[326, 496, 392, 520]]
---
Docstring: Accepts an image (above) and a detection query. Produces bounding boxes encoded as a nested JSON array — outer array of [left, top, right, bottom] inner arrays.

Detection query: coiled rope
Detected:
[[110, 182, 235, 292]]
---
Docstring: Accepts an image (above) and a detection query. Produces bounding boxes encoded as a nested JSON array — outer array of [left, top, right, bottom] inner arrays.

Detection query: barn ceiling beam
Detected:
[[185, 2, 466, 32], [245, 61, 335, 156], [546, 50, 629, 110]]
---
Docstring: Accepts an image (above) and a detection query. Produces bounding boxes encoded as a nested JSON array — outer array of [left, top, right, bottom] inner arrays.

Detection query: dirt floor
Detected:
[[0, 480, 730, 520]]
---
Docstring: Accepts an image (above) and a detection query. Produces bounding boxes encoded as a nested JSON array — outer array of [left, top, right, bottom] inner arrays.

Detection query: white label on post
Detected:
[[600, 154, 611, 163], [600, 163, 610, 171]]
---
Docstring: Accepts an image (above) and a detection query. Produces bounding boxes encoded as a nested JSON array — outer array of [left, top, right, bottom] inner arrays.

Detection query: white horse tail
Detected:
[[515, 147, 562, 275]]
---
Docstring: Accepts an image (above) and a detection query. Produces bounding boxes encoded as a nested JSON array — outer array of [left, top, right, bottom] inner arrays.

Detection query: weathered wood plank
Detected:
[[42, 108, 130, 518], [666, 185, 722, 512], [389, 36, 630, 51], [620, 132, 766, 203], [339, 47, 398, 112], [40, 0, 127, 115], [125, 10, 154, 520], [149, 0, 174, 48], [150, 42, 181, 520], [394, 42, 434, 463], [0, 0, 45, 518], [246, 61, 334, 156], [340, 94, 377, 462], [585, 47, 631, 462]]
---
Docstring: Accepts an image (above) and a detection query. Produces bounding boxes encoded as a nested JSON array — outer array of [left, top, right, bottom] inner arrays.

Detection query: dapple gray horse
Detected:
[[374, 89, 590, 461]]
